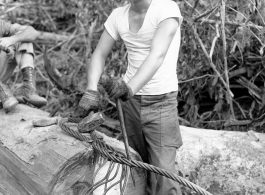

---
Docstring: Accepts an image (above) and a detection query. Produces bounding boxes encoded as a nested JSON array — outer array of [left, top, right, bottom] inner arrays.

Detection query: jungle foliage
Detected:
[[2, 0, 265, 132]]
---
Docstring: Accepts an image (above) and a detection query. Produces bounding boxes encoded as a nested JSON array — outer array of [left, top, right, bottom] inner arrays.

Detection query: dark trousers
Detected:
[[122, 91, 183, 195]]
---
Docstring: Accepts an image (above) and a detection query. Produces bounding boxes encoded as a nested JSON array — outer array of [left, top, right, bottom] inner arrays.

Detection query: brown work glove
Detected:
[[103, 77, 133, 101], [79, 89, 100, 112]]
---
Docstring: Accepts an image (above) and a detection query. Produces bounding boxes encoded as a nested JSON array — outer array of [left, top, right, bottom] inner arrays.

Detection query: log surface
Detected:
[[0, 104, 146, 195], [0, 104, 94, 195], [177, 126, 265, 195], [2, 104, 264, 195]]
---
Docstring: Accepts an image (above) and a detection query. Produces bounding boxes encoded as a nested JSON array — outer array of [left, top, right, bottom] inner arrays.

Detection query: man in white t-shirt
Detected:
[[79, 0, 183, 194]]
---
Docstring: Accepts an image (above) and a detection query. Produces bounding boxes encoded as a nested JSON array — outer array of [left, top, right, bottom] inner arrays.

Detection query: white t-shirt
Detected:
[[104, 0, 183, 95]]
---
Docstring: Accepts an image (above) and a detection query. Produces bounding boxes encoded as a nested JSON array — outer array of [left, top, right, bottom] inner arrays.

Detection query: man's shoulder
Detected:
[[151, 0, 182, 21], [152, 0, 179, 10], [111, 3, 130, 16]]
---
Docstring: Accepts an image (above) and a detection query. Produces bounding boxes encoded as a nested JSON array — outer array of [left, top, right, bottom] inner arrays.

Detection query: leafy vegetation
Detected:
[[2, 0, 265, 132]]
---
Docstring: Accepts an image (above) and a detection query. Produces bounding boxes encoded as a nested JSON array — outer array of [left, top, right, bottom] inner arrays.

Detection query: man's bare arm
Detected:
[[127, 18, 180, 94], [0, 24, 39, 48], [11, 24, 40, 42], [86, 29, 116, 91]]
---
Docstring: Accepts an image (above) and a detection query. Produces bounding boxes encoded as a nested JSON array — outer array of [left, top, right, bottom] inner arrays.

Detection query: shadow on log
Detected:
[[0, 104, 146, 195]]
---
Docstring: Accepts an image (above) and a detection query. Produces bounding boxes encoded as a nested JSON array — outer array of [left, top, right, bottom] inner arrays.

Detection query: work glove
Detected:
[[79, 89, 100, 112], [103, 77, 133, 101]]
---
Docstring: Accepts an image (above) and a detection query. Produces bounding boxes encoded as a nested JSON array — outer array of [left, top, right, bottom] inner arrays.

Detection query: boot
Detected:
[[14, 67, 47, 108], [0, 81, 18, 112]]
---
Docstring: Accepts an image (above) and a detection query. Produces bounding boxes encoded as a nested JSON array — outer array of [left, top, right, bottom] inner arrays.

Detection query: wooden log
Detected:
[[2, 104, 264, 194], [177, 126, 265, 195], [84, 117, 265, 194], [0, 104, 146, 195]]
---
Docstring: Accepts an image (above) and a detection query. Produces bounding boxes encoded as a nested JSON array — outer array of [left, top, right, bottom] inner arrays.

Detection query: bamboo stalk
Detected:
[[220, 0, 235, 118]]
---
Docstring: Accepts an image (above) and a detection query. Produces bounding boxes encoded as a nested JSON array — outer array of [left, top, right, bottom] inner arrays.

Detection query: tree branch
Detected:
[[209, 22, 220, 60], [191, 24, 234, 98], [197, 18, 264, 30]]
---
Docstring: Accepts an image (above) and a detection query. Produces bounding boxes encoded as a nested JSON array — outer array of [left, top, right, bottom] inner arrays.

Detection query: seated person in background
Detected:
[[0, 17, 47, 112]]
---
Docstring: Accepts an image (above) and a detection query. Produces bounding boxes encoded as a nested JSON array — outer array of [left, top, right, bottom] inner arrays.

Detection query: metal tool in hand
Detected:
[[116, 98, 136, 186]]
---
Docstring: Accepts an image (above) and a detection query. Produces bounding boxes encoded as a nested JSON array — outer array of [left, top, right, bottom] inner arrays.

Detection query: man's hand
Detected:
[[0, 37, 17, 48], [0, 44, 15, 59], [0, 37, 16, 60], [6, 46, 15, 59], [103, 78, 133, 101], [79, 89, 100, 112]]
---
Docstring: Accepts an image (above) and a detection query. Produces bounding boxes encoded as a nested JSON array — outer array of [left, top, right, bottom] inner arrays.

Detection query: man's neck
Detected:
[[129, 0, 152, 14]]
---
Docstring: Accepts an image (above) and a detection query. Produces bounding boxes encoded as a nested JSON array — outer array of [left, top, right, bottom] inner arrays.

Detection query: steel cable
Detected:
[[59, 119, 213, 195]]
